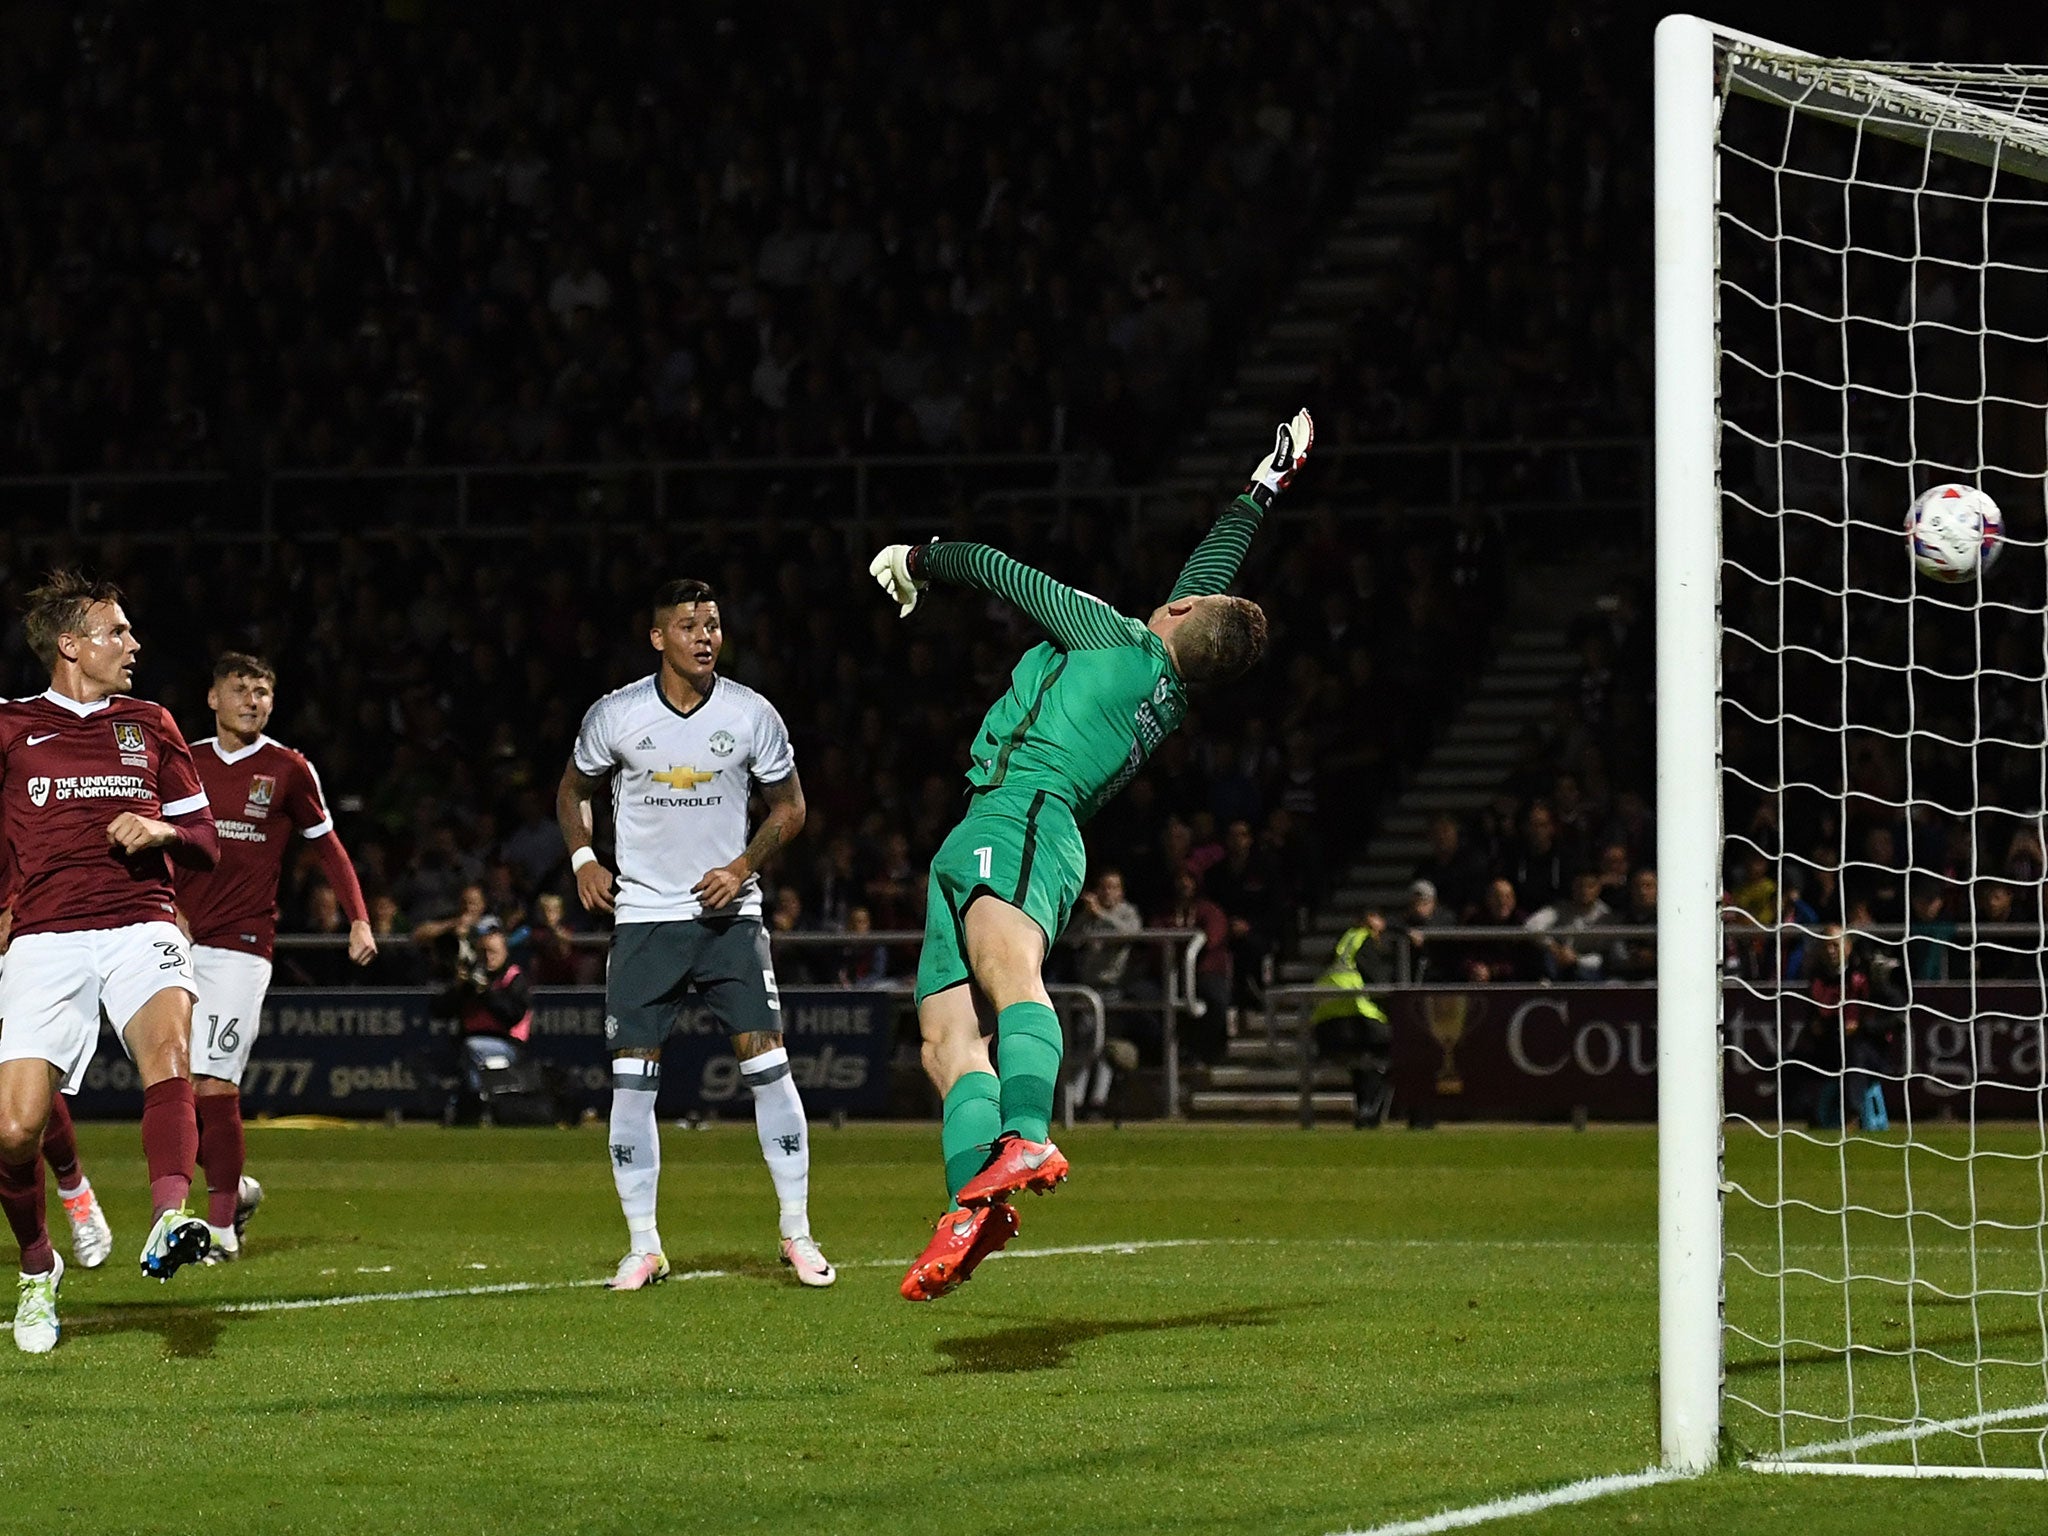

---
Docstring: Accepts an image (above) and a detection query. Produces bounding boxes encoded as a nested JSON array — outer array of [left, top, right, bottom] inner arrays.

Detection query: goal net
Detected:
[[1658, 17, 2048, 1479]]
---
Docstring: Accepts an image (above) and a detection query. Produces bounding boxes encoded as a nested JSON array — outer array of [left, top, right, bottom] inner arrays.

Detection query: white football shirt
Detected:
[[572, 673, 795, 924]]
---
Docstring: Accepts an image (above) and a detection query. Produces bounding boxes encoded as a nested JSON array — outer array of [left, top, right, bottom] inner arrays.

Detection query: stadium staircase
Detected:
[[1186, 563, 1598, 1121], [1158, 88, 1494, 495]]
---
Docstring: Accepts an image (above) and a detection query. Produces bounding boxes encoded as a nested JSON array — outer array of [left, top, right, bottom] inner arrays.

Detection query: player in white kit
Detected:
[[557, 578, 833, 1291]]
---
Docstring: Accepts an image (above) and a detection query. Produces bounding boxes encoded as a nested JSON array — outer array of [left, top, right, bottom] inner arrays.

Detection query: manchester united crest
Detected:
[[112, 722, 145, 753]]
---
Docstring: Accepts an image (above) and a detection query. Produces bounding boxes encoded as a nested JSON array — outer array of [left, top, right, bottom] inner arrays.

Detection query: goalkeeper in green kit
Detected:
[[870, 409, 1312, 1300]]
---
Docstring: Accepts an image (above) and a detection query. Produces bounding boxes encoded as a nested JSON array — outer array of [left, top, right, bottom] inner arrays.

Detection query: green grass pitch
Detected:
[[5, 1121, 2044, 1534]]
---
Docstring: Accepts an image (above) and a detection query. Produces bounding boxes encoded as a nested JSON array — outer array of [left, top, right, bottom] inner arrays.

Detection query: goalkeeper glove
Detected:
[[869, 542, 930, 617], [1243, 408, 1314, 509]]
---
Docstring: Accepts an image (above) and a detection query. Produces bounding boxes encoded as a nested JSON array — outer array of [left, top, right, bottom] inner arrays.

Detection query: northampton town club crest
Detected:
[[113, 721, 145, 753], [245, 775, 277, 817]]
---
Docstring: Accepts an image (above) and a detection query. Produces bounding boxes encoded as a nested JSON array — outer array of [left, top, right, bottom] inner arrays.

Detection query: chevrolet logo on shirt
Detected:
[[651, 765, 717, 789]]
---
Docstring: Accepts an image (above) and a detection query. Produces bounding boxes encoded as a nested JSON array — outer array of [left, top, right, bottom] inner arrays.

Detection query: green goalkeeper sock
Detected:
[[942, 1072, 1002, 1207], [996, 1001, 1063, 1144]]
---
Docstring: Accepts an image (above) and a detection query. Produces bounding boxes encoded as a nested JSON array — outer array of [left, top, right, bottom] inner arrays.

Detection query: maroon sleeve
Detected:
[[157, 708, 218, 870], [289, 752, 367, 923], [281, 751, 335, 836], [156, 707, 210, 818], [312, 827, 370, 925], [168, 812, 219, 870]]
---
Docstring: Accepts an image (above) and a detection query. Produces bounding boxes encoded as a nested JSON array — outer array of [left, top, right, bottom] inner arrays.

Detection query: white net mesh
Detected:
[[1715, 43, 2048, 1476]]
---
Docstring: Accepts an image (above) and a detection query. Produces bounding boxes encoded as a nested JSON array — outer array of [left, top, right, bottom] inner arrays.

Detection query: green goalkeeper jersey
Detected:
[[924, 493, 1267, 824]]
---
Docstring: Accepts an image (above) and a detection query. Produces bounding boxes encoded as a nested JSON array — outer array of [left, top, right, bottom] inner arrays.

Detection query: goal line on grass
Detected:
[[1744, 1400, 2048, 1479]]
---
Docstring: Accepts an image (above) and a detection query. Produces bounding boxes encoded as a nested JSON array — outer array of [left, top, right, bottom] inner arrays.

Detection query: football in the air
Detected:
[[1907, 482, 2003, 583]]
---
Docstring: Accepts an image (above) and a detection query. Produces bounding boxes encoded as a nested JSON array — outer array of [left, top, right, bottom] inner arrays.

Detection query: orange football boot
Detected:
[[954, 1132, 1069, 1207], [899, 1202, 1020, 1301]]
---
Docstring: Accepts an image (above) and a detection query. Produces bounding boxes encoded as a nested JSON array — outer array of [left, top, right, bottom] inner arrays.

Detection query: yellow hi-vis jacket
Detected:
[[1311, 925, 1391, 1026]]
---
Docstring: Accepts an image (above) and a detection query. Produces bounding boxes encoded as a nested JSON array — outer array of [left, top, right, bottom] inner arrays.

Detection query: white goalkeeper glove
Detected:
[[1244, 408, 1314, 509], [869, 543, 928, 618]]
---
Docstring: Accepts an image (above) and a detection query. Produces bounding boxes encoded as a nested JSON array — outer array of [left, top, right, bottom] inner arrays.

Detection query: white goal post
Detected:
[[1657, 13, 2048, 1479]]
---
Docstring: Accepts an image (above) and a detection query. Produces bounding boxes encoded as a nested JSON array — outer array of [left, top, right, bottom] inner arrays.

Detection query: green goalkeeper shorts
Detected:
[[915, 789, 1087, 1004]]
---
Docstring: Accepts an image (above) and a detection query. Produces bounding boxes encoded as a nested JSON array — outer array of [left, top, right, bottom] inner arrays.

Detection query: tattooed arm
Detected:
[[692, 769, 807, 911]]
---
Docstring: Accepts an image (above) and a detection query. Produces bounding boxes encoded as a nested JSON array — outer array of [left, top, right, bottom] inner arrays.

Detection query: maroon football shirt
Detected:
[[175, 735, 338, 959], [0, 690, 213, 937]]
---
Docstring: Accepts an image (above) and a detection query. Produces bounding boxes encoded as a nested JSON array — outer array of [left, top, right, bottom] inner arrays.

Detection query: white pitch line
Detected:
[[134, 1231, 1955, 1323], [1748, 1462, 2048, 1480], [1329, 1466, 1695, 1536], [220, 1278, 608, 1313], [153, 1238, 1223, 1318], [981, 1237, 1215, 1262]]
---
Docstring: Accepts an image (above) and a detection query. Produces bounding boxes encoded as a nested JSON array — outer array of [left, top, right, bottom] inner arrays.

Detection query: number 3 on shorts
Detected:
[[974, 845, 993, 879]]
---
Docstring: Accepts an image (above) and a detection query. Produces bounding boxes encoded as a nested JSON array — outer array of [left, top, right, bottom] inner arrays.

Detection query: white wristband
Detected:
[[570, 846, 599, 873]]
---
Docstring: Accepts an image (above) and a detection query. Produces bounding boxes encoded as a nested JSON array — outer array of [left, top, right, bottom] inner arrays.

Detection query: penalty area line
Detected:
[[1331, 1466, 1697, 1536]]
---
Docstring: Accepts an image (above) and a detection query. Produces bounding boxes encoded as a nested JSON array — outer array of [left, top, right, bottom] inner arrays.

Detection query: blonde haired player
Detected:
[[0, 571, 219, 1353]]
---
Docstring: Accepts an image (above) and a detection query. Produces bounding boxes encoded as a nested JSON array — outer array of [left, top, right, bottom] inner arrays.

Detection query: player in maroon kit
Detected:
[[0, 572, 220, 1354], [174, 653, 375, 1261]]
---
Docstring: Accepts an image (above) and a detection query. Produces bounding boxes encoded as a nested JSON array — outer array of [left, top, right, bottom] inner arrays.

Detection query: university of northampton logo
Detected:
[[27, 777, 49, 807], [112, 722, 145, 753]]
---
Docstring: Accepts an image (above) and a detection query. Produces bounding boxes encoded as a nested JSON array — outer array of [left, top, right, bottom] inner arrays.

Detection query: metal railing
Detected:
[[1337, 915, 2043, 986], [273, 924, 1203, 1115], [1260, 984, 1368, 1128], [1368, 921, 1659, 986]]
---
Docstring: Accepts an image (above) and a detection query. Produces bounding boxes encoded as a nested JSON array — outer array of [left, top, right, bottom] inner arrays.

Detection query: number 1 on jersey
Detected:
[[974, 845, 993, 879]]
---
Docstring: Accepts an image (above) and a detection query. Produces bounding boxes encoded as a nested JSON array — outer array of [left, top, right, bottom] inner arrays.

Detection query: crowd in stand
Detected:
[[0, 0, 1551, 1038], [1317, 585, 1660, 989], [0, 490, 1499, 1000], [1, 0, 1444, 481]]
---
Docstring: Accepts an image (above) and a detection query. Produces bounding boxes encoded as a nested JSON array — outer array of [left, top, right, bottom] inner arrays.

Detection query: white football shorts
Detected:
[[0, 921, 197, 1093], [190, 945, 275, 1087]]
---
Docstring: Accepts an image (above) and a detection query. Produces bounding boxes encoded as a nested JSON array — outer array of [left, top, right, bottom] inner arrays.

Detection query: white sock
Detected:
[[740, 1048, 810, 1240], [57, 1176, 87, 1200], [608, 1060, 662, 1254]]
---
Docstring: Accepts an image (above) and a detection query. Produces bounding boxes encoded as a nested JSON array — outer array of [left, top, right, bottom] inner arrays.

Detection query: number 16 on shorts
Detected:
[[190, 946, 275, 1087]]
